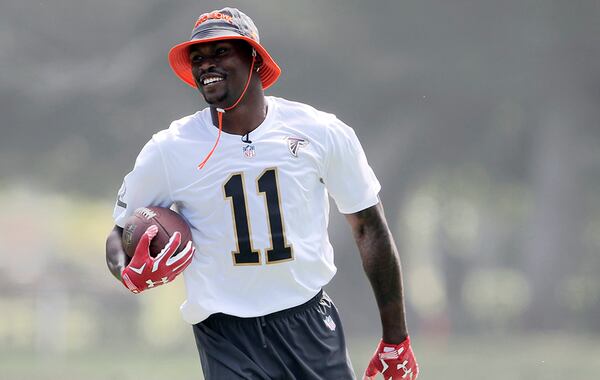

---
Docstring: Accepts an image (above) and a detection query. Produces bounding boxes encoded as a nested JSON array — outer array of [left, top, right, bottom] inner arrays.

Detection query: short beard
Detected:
[[203, 92, 229, 105]]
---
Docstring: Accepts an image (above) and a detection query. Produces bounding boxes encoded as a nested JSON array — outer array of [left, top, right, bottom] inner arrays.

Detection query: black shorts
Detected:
[[192, 290, 356, 380]]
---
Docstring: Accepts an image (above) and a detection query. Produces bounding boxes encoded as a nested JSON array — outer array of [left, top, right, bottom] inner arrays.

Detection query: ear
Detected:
[[254, 51, 264, 71]]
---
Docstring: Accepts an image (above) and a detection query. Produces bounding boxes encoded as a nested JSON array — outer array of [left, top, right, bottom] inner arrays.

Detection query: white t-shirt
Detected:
[[113, 96, 381, 324]]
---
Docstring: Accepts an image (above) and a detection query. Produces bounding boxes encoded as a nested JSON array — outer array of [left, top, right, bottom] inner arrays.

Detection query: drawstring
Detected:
[[198, 50, 257, 169], [256, 316, 267, 348], [197, 110, 224, 169]]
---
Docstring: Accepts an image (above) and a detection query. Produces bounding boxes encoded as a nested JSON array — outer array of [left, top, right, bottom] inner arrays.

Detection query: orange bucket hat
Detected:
[[168, 7, 281, 90]]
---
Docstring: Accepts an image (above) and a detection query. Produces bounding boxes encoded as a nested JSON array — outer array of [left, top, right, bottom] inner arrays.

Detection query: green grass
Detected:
[[2, 334, 599, 379]]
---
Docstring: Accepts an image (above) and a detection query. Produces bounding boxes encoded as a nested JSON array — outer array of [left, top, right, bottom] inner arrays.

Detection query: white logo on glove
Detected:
[[379, 346, 413, 379], [128, 263, 146, 275], [145, 277, 169, 288]]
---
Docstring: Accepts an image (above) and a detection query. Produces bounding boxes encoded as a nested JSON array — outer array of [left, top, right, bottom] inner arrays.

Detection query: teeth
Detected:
[[203, 77, 224, 85]]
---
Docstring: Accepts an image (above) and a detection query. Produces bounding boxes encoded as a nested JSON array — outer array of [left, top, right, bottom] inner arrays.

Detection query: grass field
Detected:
[[2, 333, 599, 379]]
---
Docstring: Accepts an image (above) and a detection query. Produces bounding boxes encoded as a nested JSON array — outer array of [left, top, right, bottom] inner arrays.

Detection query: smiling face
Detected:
[[188, 40, 256, 107]]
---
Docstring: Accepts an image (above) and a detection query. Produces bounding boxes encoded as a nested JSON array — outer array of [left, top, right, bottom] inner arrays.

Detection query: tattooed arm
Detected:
[[345, 202, 408, 343]]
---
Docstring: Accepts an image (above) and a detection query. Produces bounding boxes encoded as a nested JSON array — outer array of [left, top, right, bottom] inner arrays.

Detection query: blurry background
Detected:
[[1, 0, 599, 379]]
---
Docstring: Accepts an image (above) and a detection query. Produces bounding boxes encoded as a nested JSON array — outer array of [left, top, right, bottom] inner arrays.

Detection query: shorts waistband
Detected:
[[206, 289, 324, 323]]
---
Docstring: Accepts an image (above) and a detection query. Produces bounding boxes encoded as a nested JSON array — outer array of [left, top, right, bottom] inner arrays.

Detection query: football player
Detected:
[[105, 7, 418, 379]]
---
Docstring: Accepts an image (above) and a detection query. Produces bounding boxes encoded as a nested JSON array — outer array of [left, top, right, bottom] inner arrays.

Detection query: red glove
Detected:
[[121, 225, 195, 294], [364, 336, 419, 380]]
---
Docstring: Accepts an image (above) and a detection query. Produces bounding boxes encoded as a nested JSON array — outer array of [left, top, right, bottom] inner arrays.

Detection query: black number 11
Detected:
[[224, 168, 293, 265]]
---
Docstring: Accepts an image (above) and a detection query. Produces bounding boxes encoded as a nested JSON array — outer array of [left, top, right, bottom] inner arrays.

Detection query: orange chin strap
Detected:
[[198, 50, 257, 170]]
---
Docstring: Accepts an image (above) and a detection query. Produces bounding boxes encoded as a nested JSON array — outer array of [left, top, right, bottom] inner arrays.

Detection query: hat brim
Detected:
[[168, 32, 281, 90]]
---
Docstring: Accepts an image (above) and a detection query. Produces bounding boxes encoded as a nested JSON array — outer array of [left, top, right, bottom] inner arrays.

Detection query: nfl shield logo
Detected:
[[243, 144, 256, 159]]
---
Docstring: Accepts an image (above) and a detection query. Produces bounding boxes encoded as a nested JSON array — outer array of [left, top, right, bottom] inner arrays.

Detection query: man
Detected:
[[106, 7, 418, 380]]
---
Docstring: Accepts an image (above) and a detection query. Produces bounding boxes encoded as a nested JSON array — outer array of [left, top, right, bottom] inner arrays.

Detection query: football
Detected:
[[122, 206, 193, 258]]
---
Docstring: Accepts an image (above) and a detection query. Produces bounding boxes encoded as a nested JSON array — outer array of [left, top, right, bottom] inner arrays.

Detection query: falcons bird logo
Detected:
[[286, 137, 309, 157]]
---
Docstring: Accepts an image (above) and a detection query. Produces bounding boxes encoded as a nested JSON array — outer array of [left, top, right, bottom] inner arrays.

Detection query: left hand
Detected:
[[363, 336, 419, 380]]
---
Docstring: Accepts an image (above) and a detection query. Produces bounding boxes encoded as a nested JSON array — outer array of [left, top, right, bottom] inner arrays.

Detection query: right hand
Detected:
[[121, 225, 195, 294]]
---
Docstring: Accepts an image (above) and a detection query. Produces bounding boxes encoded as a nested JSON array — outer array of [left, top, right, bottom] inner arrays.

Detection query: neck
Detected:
[[209, 89, 267, 136]]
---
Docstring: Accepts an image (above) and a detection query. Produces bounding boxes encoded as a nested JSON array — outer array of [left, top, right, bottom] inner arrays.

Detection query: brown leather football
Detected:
[[121, 206, 193, 258]]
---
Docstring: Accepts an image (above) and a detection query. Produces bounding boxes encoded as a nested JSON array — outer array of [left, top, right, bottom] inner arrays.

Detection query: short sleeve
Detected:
[[322, 117, 381, 214], [112, 138, 173, 227]]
